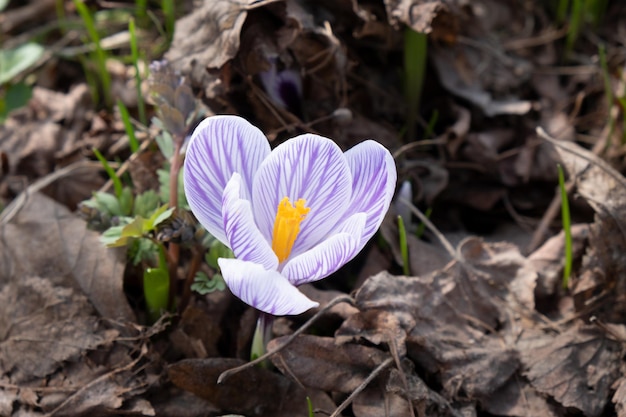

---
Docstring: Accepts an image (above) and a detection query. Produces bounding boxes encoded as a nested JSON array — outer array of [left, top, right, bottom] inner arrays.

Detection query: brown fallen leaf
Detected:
[[0, 276, 118, 384], [613, 376, 626, 417], [0, 192, 135, 322], [547, 134, 626, 321], [528, 224, 589, 298], [166, 0, 251, 85], [168, 357, 337, 417], [45, 353, 152, 417], [268, 334, 389, 394], [481, 377, 558, 417], [341, 238, 536, 402], [518, 325, 621, 417]]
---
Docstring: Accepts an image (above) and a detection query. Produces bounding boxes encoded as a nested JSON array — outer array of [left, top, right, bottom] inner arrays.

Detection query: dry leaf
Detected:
[[519, 325, 621, 417], [166, 0, 251, 84], [168, 357, 337, 417], [0, 276, 118, 383], [268, 334, 389, 394], [0, 192, 135, 322]]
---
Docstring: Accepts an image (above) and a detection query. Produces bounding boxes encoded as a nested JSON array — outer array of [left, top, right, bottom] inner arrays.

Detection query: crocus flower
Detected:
[[183, 115, 396, 315]]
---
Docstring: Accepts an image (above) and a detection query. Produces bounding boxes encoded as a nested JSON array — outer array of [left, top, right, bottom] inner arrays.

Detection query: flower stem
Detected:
[[167, 137, 183, 309], [251, 312, 274, 365]]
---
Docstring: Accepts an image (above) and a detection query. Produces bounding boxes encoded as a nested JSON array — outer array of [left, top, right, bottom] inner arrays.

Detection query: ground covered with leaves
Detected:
[[2, 0, 626, 416]]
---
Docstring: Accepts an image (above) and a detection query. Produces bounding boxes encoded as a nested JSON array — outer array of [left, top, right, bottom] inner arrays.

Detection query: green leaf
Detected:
[[191, 271, 226, 295], [134, 190, 160, 218], [92, 148, 123, 198], [0, 82, 32, 122], [121, 216, 146, 238], [119, 187, 134, 216], [94, 191, 122, 216], [100, 225, 125, 246], [0, 42, 44, 84], [205, 239, 234, 269], [158, 167, 188, 209], [129, 238, 158, 266], [148, 205, 175, 230], [144, 267, 169, 322], [0, 0, 10, 13], [155, 128, 174, 159]]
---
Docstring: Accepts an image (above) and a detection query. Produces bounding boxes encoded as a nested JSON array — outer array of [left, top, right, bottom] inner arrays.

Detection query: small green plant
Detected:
[[557, 164, 573, 288], [78, 61, 223, 323], [306, 397, 315, 417], [415, 207, 433, 238], [143, 245, 170, 322], [404, 27, 428, 141], [397, 215, 410, 276]]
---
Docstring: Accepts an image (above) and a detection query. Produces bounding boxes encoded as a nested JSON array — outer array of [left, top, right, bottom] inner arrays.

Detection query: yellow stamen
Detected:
[[272, 197, 310, 263]]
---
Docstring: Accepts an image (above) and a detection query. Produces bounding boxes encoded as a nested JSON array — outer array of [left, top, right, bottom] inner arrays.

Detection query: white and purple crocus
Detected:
[[183, 115, 396, 316]]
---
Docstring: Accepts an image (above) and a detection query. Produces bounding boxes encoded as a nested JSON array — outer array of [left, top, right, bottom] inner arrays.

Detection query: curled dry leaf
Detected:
[[339, 238, 537, 403], [0, 192, 135, 322]]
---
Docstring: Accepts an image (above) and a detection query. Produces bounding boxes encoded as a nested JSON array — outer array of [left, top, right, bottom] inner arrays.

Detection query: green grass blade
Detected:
[[73, 0, 113, 108], [92, 148, 123, 198], [558, 164, 573, 288], [556, 0, 570, 23], [397, 215, 410, 276], [161, 0, 175, 46], [404, 28, 427, 140], [565, 0, 583, 56], [415, 207, 433, 238], [129, 18, 147, 125], [117, 99, 140, 153]]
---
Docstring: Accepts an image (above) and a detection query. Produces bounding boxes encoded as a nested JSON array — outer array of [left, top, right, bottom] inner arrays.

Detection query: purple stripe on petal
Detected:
[[183, 115, 271, 244], [342, 140, 396, 248], [222, 174, 278, 270], [219, 258, 319, 315], [252, 134, 352, 256], [282, 212, 366, 286]]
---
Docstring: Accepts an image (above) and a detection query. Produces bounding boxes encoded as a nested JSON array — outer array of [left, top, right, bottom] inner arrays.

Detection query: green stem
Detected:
[[167, 137, 183, 308], [251, 313, 274, 365]]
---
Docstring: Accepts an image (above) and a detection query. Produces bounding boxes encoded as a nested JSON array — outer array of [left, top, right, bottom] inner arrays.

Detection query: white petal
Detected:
[[282, 212, 366, 286], [222, 174, 278, 270], [343, 140, 397, 248], [219, 258, 319, 315], [184, 115, 270, 244], [251, 134, 352, 256]]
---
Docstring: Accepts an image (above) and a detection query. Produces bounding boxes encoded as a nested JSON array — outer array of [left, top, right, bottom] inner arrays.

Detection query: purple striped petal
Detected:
[[184, 115, 271, 244], [218, 258, 319, 315], [222, 173, 278, 270], [252, 134, 352, 257], [342, 140, 396, 248], [282, 212, 366, 286]]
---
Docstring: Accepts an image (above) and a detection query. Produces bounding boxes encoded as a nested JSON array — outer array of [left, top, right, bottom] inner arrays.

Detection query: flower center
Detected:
[[272, 197, 310, 263]]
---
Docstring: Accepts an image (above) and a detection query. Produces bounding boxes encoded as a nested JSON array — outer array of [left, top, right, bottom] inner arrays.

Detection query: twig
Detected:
[[217, 295, 355, 384], [399, 197, 457, 260], [329, 357, 394, 417], [1, 160, 102, 225]]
